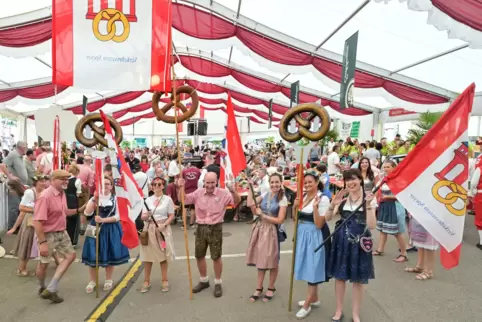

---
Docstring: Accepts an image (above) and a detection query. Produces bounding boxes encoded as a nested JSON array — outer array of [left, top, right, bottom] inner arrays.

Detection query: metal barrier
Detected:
[[0, 181, 8, 235]]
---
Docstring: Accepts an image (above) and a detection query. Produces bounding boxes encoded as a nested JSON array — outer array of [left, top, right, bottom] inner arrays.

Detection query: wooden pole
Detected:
[[172, 61, 194, 300], [288, 149, 304, 312]]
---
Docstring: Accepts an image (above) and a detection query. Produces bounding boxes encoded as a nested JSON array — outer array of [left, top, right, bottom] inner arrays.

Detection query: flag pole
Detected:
[[314, 181, 384, 253], [288, 149, 304, 312], [95, 146, 102, 299], [95, 202, 100, 298], [171, 59, 194, 300]]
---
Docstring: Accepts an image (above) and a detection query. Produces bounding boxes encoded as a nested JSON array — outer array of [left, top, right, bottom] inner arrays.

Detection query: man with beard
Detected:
[[33, 170, 81, 303]]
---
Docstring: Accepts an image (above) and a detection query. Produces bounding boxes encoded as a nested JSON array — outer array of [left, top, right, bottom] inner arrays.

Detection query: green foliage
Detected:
[[407, 111, 442, 145], [121, 140, 131, 149], [321, 129, 339, 146], [266, 136, 275, 144]]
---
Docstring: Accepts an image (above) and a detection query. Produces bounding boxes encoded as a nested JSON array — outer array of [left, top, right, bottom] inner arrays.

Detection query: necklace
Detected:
[[348, 194, 362, 211]]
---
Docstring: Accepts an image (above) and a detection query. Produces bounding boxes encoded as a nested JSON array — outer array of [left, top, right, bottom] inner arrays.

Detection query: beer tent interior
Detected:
[[0, 0, 481, 146]]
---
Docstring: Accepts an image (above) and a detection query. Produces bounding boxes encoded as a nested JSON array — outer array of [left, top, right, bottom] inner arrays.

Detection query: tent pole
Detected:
[[390, 44, 469, 75], [315, 0, 370, 50], [236, 0, 242, 18]]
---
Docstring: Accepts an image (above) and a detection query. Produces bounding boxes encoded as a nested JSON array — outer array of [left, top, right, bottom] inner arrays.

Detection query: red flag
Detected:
[[385, 83, 474, 269], [225, 93, 246, 178], [100, 110, 144, 249]]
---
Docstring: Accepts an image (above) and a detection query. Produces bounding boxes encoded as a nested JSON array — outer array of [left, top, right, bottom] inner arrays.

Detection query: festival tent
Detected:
[[0, 0, 481, 146]]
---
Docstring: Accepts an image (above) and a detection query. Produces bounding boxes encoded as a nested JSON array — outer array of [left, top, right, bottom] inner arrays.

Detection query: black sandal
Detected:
[[249, 288, 263, 302], [263, 288, 276, 301]]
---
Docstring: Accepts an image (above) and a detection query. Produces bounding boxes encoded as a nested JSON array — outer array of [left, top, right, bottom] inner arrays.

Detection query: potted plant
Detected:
[[407, 111, 442, 145]]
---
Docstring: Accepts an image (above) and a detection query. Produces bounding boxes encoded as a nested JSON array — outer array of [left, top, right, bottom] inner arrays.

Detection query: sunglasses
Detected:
[[152, 182, 164, 187]]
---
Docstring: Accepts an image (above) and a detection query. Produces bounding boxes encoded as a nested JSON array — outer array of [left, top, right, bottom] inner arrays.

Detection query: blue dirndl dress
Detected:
[[82, 195, 130, 267], [326, 201, 374, 284], [294, 194, 331, 285], [377, 184, 406, 235]]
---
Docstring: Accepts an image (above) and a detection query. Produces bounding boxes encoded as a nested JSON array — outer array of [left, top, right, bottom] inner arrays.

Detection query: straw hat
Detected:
[[51, 169, 70, 179]]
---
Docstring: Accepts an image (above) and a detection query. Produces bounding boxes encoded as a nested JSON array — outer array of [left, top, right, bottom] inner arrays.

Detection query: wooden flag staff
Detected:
[[171, 62, 194, 300], [278, 102, 331, 312]]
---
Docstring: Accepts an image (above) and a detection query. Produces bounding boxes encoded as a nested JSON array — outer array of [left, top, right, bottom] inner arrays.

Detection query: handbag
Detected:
[[139, 229, 149, 245], [139, 196, 163, 246], [26, 189, 37, 227], [85, 224, 98, 238]]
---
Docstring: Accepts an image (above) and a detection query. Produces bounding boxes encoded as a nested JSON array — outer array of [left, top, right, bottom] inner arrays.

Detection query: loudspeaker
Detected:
[[187, 122, 196, 136], [197, 120, 208, 136]]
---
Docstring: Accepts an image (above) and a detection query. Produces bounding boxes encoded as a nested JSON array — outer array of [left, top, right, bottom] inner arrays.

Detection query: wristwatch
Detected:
[[39, 240, 47, 245]]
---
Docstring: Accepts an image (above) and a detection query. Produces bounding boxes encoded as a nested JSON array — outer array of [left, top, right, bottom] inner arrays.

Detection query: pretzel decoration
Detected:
[[279, 103, 330, 142], [152, 85, 199, 124], [74, 113, 123, 147]]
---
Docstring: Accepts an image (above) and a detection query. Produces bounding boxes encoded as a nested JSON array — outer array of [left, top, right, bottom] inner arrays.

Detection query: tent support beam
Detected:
[[228, 46, 233, 63], [315, 0, 371, 50], [280, 73, 290, 82], [236, 0, 242, 18], [390, 44, 469, 75], [0, 79, 10, 87]]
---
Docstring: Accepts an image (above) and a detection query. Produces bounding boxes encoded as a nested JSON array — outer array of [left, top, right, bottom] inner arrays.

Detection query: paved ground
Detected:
[[1, 216, 481, 322]]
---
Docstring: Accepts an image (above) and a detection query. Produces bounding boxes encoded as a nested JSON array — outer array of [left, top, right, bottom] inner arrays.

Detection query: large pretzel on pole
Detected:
[[74, 113, 123, 147], [152, 85, 199, 123], [278, 103, 331, 142]]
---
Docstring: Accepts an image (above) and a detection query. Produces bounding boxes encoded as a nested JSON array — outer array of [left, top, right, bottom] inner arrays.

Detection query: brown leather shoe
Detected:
[[214, 284, 223, 298], [40, 289, 64, 303], [192, 281, 210, 293]]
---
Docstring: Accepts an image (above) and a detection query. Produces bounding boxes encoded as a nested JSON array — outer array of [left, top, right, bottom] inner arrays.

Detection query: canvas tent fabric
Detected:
[[0, 0, 480, 139]]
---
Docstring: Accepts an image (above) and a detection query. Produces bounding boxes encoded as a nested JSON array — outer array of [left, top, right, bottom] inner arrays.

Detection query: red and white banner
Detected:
[[52, 0, 172, 92], [386, 83, 475, 269], [100, 110, 144, 249]]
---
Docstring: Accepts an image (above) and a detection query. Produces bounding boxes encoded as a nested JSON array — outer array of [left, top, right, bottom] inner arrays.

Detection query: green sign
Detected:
[[133, 137, 147, 148], [290, 81, 300, 131], [350, 121, 360, 138], [340, 31, 358, 109]]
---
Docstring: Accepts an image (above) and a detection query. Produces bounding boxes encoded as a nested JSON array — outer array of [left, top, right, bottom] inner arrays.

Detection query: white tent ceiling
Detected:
[[0, 0, 481, 123]]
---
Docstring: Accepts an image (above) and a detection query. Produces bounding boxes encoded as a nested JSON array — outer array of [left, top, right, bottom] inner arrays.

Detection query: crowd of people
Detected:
[[0, 135, 480, 322]]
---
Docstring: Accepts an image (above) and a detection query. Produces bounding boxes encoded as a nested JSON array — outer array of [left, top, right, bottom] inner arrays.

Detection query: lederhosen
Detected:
[[65, 177, 80, 245]]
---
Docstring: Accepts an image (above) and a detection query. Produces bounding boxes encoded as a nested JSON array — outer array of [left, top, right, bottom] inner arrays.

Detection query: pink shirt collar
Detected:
[[204, 187, 219, 196]]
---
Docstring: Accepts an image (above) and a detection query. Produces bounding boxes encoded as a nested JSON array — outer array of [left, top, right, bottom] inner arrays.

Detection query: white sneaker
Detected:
[[296, 306, 312, 319], [298, 300, 321, 308]]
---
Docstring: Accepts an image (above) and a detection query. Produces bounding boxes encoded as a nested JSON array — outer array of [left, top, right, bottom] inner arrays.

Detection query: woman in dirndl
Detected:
[[292, 170, 332, 319], [404, 216, 438, 280], [246, 173, 288, 303], [373, 160, 408, 263], [139, 176, 175, 293], [82, 176, 130, 293], [325, 169, 377, 322], [7, 174, 48, 276]]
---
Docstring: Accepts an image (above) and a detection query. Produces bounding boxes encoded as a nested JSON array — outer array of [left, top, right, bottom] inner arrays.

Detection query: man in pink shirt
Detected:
[[33, 170, 82, 303], [179, 172, 240, 298]]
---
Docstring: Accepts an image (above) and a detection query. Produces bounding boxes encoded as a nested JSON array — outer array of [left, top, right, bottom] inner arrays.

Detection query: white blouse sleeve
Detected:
[[84, 197, 96, 216], [279, 196, 288, 207], [318, 196, 330, 216], [75, 178, 82, 194], [20, 189, 35, 207], [114, 204, 120, 221], [167, 197, 175, 214]]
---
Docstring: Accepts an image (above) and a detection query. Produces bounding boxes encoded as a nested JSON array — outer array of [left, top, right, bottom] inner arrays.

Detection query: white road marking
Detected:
[[1, 250, 293, 262]]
